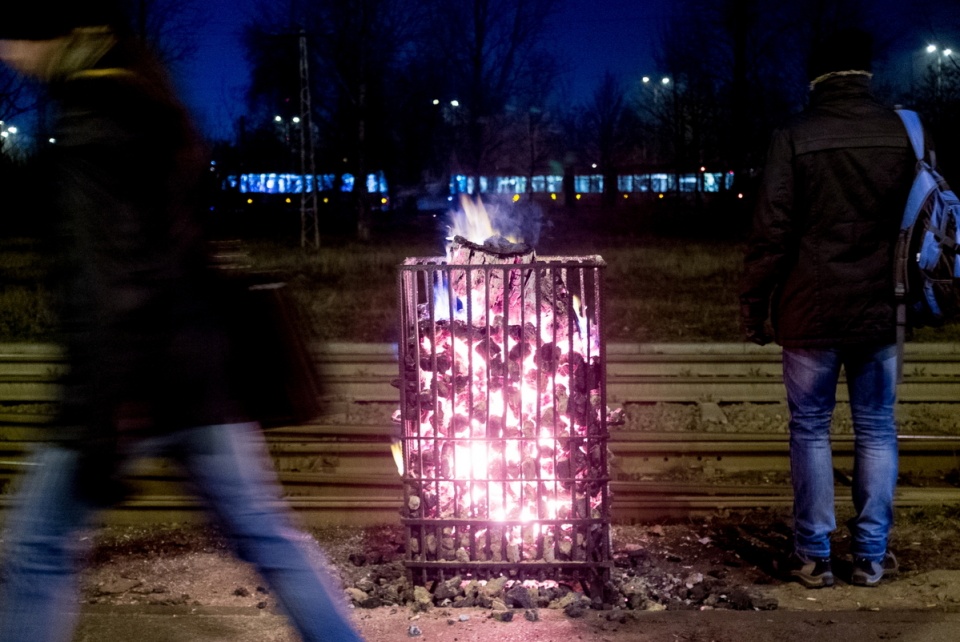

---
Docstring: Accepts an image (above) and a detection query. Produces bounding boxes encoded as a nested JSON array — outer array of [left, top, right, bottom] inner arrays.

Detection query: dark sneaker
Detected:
[[782, 552, 835, 588], [851, 552, 899, 587]]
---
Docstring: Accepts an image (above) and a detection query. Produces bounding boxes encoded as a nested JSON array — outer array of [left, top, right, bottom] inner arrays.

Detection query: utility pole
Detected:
[[299, 29, 320, 249]]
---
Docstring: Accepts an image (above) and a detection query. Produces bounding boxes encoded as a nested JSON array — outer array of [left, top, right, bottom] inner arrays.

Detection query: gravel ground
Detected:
[[615, 401, 960, 435], [343, 399, 960, 436], [69, 398, 960, 625], [68, 501, 960, 642], [8, 399, 960, 640]]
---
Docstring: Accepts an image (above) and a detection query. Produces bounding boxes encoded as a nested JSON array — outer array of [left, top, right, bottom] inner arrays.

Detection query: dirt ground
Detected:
[[63, 399, 960, 640], [70, 501, 960, 641]]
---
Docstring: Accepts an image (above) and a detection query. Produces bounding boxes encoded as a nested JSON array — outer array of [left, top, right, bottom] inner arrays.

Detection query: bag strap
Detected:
[[896, 109, 925, 161], [893, 108, 924, 387]]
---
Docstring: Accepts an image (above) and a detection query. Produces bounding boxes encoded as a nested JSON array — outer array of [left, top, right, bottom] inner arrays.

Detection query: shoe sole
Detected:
[[850, 574, 881, 587], [851, 567, 898, 587], [790, 571, 835, 588]]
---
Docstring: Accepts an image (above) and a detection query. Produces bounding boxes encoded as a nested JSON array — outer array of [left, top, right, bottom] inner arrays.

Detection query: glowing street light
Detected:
[[927, 44, 954, 99]]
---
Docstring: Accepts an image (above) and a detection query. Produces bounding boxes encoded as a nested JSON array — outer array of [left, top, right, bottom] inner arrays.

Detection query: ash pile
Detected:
[[339, 531, 779, 615]]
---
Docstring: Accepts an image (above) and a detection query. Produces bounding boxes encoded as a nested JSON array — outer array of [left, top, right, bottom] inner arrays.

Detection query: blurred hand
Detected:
[[743, 323, 773, 346]]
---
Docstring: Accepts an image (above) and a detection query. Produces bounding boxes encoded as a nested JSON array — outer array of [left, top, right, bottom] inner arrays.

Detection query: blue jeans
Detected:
[[0, 423, 364, 642], [782, 344, 899, 563]]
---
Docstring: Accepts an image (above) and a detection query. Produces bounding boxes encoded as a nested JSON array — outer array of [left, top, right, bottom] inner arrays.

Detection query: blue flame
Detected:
[[432, 272, 464, 321]]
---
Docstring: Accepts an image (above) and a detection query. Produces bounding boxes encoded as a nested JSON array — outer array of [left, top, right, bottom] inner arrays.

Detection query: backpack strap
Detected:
[[896, 111, 939, 230], [896, 109, 925, 161], [893, 108, 924, 386]]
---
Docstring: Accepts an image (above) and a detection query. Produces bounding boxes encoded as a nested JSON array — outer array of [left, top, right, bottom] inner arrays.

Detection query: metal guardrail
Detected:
[[5, 342, 960, 407], [307, 342, 960, 403], [2, 342, 960, 525]]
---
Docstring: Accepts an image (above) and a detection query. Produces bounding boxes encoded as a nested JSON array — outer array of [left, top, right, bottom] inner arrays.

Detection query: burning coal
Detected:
[[395, 197, 611, 586]]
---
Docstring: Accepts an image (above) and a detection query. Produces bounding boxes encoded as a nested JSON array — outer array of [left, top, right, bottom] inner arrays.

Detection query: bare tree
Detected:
[[0, 67, 38, 162], [576, 73, 641, 207], [308, 0, 430, 239], [121, 0, 209, 71], [655, 0, 804, 187], [243, 0, 431, 239], [419, 0, 561, 191], [0, 70, 31, 126]]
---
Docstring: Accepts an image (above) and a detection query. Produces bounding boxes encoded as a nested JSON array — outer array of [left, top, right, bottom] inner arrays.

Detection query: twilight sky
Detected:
[[176, 0, 665, 140], [175, 0, 958, 141]]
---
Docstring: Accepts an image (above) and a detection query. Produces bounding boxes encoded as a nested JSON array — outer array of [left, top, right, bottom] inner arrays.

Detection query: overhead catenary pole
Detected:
[[299, 29, 319, 249]]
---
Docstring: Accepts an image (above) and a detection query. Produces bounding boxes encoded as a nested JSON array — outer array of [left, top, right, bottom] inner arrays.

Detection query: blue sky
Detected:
[[176, 0, 257, 139]]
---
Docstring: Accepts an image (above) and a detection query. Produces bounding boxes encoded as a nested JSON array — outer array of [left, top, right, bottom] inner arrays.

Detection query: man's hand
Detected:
[[740, 302, 773, 346], [743, 323, 773, 346]]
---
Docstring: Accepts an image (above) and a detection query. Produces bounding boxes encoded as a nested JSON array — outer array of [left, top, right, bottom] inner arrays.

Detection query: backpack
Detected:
[[894, 109, 960, 379]]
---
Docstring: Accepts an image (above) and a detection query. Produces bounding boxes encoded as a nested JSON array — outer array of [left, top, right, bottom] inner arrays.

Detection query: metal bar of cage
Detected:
[[397, 256, 610, 588]]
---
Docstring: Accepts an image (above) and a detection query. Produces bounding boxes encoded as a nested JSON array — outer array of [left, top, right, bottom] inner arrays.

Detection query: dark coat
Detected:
[[47, 46, 247, 454], [740, 75, 916, 348]]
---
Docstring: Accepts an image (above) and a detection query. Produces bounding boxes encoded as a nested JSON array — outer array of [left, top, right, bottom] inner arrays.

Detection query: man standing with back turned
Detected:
[[740, 28, 915, 588]]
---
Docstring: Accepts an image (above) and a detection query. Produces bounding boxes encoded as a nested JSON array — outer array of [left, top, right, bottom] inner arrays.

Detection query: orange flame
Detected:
[[446, 195, 521, 250]]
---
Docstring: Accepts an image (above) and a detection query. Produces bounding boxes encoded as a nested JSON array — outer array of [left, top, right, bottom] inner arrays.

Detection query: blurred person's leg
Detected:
[[0, 447, 96, 642], [177, 422, 364, 642], [782, 347, 841, 560], [844, 343, 898, 562]]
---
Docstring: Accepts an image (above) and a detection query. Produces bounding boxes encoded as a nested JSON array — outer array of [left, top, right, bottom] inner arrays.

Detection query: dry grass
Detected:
[[0, 239, 56, 341], [238, 233, 745, 344], [596, 238, 744, 342], [4, 221, 959, 344]]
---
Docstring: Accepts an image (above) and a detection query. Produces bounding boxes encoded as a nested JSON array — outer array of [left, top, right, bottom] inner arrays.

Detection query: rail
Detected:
[[2, 342, 959, 525]]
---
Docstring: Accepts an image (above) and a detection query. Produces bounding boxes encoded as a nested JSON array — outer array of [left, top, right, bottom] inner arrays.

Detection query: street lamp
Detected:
[[926, 44, 954, 100], [0, 123, 18, 158]]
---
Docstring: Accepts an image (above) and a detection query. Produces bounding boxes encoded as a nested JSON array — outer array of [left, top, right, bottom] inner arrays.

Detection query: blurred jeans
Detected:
[[782, 344, 898, 563], [0, 422, 364, 642]]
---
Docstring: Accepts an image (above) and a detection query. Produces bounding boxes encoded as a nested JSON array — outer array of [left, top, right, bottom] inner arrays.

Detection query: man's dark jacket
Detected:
[[740, 75, 915, 348]]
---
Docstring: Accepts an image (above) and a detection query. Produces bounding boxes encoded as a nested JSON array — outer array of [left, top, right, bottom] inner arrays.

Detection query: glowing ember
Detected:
[[396, 198, 610, 582]]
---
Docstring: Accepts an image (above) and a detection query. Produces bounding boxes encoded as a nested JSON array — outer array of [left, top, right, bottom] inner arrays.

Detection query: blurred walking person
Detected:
[[740, 28, 915, 588], [0, 4, 364, 640]]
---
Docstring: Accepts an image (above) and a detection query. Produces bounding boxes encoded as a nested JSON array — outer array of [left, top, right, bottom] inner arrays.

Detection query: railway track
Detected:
[[5, 341, 960, 406], [2, 342, 960, 525]]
